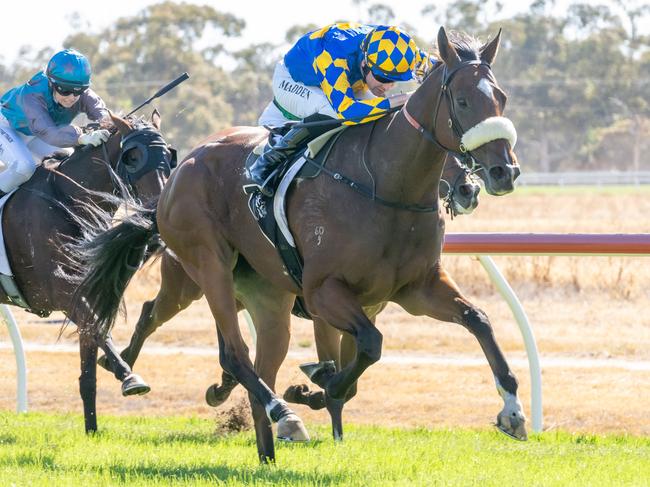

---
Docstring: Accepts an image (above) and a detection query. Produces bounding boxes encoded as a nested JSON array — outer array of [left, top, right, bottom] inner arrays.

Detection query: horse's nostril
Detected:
[[513, 165, 521, 180], [489, 166, 505, 181], [458, 184, 472, 197]]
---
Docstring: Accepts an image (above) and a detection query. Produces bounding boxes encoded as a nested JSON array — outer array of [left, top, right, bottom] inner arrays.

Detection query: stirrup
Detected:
[[243, 169, 277, 197], [257, 175, 276, 197]]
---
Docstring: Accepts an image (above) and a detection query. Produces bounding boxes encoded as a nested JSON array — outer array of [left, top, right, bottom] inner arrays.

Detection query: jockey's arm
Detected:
[[314, 53, 390, 125], [79, 89, 110, 122], [22, 93, 82, 148]]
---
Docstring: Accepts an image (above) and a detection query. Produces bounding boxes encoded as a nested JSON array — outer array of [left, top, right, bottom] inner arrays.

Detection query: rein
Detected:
[[305, 155, 438, 213], [439, 164, 480, 219], [401, 60, 491, 167], [295, 61, 502, 213]]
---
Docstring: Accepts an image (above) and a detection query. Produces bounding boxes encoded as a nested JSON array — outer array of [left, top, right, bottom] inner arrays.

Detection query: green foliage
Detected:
[[1, 413, 650, 486]]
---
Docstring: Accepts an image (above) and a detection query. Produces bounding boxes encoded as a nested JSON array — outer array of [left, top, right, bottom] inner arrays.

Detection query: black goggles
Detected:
[[372, 72, 397, 84], [363, 64, 396, 85], [53, 83, 87, 97]]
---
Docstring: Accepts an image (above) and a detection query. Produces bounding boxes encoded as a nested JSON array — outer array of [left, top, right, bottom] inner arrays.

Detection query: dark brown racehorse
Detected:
[[92, 152, 481, 419], [73, 27, 524, 462], [92, 151, 479, 366], [0, 111, 175, 433]]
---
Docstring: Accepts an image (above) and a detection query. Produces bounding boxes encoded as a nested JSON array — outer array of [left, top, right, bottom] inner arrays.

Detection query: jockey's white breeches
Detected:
[[0, 112, 63, 193], [258, 61, 339, 127]]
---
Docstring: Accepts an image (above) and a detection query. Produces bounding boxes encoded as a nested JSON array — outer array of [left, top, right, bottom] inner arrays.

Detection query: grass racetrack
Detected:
[[1, 186, 650, 484], [2, 413, 650, 486]]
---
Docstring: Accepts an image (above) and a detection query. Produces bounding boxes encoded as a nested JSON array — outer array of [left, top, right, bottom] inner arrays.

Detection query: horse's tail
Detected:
[[68, 202, 162, 339]]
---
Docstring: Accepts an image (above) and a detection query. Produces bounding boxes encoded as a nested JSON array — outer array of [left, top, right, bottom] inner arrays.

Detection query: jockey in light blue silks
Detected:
[[0, 48, 111, 197], [246, 23, 438, 196]]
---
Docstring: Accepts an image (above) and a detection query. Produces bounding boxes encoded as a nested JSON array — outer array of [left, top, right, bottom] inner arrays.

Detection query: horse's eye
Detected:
[[457, 98, 468, 108]]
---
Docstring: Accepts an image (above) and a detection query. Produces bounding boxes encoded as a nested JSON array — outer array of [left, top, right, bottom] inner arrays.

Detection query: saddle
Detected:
[[245, 126, 346, 319], [0, 155, 71, 316]]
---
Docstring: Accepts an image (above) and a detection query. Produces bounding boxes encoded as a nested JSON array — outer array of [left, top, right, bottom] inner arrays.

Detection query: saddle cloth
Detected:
[[245, 126, 345, 318], [0, 190, 34, 310]]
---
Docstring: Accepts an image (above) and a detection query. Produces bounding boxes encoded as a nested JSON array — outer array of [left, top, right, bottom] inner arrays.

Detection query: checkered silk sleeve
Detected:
[[312, 50, 391, 125], [414, 49, 437, 83]]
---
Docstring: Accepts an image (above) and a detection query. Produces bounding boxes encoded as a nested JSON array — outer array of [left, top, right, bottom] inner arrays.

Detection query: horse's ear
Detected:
[[109, 111, 131, 136], [437, 26, 461, 68], [151, 109, 161, 130], [480, 28, 502, 65]]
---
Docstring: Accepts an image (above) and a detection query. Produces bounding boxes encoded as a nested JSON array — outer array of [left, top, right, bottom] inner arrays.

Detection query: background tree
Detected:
[[0, 0, 647, 171]]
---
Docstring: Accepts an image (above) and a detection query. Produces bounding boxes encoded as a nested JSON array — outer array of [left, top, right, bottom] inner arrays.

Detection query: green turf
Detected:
[[1, 413, 649, 486]]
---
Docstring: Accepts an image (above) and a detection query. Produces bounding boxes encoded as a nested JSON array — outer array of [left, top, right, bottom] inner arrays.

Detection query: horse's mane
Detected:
[[431, 30, 483, 62], [51, 114, 151, 165]]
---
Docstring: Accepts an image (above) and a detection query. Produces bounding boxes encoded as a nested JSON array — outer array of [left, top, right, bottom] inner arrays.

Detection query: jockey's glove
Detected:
[[78, 129, 111, 147]]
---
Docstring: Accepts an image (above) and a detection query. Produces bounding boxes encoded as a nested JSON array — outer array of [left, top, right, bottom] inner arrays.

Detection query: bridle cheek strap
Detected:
[[460, 116, 517, 152]]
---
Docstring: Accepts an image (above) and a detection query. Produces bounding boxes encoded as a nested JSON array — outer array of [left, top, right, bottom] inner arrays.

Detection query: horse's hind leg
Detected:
[[284, 318, 339, 412], [182, 247, 305, 463], [394, 262, 527, 440], [233, 261, 302, 448], [242, 289, 296, 447]]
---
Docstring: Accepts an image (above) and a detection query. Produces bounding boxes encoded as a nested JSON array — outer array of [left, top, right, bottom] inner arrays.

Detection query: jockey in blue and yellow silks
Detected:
[[246, 23, 437, 196], [0, 49, 110, 197]]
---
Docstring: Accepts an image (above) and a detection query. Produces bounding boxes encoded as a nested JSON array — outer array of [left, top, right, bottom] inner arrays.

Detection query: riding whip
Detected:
[[126, 72, 190, 117]]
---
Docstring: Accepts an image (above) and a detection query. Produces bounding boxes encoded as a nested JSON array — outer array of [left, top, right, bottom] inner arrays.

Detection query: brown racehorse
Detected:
[[93, 152, 478, 363], [93, 153, 481, 421], [72, 27, 524, 462], [0, 111, 175, 433]]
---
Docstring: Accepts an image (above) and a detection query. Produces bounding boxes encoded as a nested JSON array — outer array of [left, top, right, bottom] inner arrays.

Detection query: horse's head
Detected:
[[106, 110, 177, 204], [412, 27, 520, 195], [440, 154, 481, 216]]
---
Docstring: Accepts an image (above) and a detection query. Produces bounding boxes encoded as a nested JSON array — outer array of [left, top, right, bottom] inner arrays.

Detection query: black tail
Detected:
[[68, 203, 162, 338]]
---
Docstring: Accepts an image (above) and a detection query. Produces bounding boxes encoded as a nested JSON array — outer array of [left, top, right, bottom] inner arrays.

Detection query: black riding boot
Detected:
[[245, 125, 312, 197]]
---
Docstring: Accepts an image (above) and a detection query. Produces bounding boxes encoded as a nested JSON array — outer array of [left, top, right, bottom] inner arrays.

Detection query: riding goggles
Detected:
[[363, 65, 397, 85], [372, 72, 397, 84], [52, 83, 88, 97]]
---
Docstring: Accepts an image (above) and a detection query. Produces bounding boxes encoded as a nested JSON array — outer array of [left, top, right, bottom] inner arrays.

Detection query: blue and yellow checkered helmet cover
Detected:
[[363, 26, 418, 82]]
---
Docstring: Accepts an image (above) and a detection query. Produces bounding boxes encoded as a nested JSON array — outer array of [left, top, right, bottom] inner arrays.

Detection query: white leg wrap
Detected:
[[495, 376, 524, 415], [265, 398, 287, 422]]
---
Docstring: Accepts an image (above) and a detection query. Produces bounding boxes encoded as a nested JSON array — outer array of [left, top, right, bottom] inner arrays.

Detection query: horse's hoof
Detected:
[[276, 413, 310, 442], [283, 384, 326, 410], [121, 373, 150, 396], [205, 383, 232, 407], [283, 384, 308, 403], [97, 354, 111, 372], [299, 360, 336, 388], [495, 409, 528, 441]]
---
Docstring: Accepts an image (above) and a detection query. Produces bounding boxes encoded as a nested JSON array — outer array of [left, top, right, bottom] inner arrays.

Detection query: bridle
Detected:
[[101, 125, 176, 198], [439, 163, 481, 218], [402, 59, 492, 171]]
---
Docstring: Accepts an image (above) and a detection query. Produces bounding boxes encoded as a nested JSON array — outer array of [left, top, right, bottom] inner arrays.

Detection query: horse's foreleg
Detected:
[[78, 329, 98, 433], [107, 252, 202, 370], [306, 278, 382, 403], [98, 336, 150, 396], [394, 263, 527, 440]]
